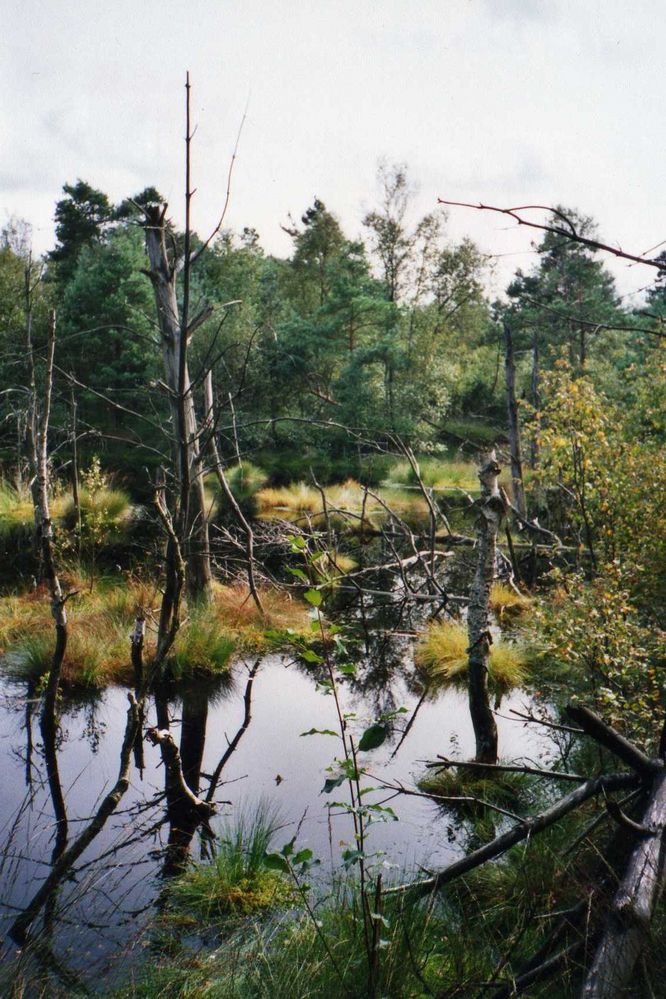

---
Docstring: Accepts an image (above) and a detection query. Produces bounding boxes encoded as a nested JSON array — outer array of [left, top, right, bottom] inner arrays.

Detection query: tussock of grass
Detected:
[[165, 803, 295, 921], [61, 486, 131, 527], [385, 457, 482, 493], [0, 479, 131, 531], [211, 582, 311, 650], [256, 479, 384, 528], [489, 582, 532, 619], [255, 478, 434, 530], [0, 579, 149, 686], [415, 621, 528, 689], [0, 481, 71, 539], [168, 619, 236, 679], [418, 765, 535, 814], [0, 579, 312, 687]]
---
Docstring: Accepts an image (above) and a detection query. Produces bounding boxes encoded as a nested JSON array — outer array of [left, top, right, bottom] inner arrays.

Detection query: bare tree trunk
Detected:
[[530, 330, 540, 470], [581, 773, 666, 998], [69, 377, 81, 558], [467, 452, 503, 763], [203, 371, 264, 614], [143, 204, 212, 604], [25, 311, 69, 724], [503, 321, 526, 518]]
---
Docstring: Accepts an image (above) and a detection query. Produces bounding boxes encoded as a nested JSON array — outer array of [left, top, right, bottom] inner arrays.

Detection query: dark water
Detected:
[[0, 652, 553, 987]]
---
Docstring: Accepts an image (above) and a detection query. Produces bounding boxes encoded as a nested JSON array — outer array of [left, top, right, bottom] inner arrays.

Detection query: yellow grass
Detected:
[[255, 479, 431, 529], [209, 581, 311, 649], [0, 578, 312, 687], [489, 583, 532, 619], [415, 621, 528, 689]]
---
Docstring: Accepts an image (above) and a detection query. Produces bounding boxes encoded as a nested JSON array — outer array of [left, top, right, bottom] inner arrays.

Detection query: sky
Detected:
[[2, 0, 665, 301]]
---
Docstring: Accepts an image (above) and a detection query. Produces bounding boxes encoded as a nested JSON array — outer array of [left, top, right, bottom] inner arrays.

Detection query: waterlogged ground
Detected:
[[0, 651, 553, 988]]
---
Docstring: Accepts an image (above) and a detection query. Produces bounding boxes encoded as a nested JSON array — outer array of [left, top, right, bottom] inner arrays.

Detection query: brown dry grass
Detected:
[[0, 578, 312, 687]]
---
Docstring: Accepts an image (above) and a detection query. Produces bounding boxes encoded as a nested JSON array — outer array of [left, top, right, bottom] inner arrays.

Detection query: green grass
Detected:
[[163, 803, 295, 923], [418, 765, 537, 827], [167, 617, 236, 679], [415, 620, 529, 690], [384, 456, 482, 493], [114, 880, 456, 999]]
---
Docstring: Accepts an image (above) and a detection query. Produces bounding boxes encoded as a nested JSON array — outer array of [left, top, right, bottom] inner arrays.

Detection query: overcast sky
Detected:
[[2, 0, 665, 300]]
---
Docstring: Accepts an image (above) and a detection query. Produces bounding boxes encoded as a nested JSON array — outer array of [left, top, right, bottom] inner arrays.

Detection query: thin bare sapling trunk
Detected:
[[467, 451, 504, 763], [142, 78, 213, 604], [203, 371, 264, 614], [504, 320, 526, 518], [25, 310, 70, 727]]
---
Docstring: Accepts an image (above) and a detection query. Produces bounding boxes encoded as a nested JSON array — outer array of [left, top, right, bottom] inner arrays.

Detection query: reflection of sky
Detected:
[[0, 657, 554, 980]]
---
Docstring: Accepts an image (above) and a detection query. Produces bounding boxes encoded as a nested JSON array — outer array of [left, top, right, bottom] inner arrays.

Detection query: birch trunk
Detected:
[[467, 452, 503, 763]]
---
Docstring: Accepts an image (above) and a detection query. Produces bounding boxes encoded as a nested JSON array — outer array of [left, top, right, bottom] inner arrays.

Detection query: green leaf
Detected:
[[321, 774, 346, 794], [358, 723, 389, 752], [304, 588, 322, 607], [300, 727, 340, 738], [300, 649, 324, 664], [288, 566, 309, 582], [293, 848, 314, 865], [264, 852, 290, 873], [338, 663, 357, 676], [342, 848, 365, 867]]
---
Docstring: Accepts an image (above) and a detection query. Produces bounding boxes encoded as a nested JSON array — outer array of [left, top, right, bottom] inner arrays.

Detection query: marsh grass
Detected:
[[256, 479, 385, 529], [255, 478, 433, 530], [385, 456, 482, 493], [0, 480, 70, 540], [0, 478, 132, 541], [0, 579, 312, 687], [167, 619, 236, 679], [116, 880, 455, 999], [418, 766, 537, 825], [165, 803, 295, 923], [415, 621, 529, 689], [489, 582, 532, 620]]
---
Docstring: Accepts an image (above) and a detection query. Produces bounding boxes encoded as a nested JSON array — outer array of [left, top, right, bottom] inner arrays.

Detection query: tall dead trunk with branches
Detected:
[[25, 309, 69, 724], [467, 452, 504, 763], [143, 202, 212, 604], [503, 321, 526, 518]]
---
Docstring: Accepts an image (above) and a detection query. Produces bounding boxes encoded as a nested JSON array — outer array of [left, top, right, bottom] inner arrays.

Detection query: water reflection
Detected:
[[0, 615, 552, 992]]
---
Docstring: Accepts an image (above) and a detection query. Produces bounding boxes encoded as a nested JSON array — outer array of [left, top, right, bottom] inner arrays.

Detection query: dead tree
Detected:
[[503, 320, 526, 518], [203, 370, 264, 614], [467, 451, 504, 763], [143, 199, 213, 604], [141, 77, 217, 604], [389, 703, 666, 994]]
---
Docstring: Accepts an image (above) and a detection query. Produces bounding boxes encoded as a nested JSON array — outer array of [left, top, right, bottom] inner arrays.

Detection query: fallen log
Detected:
[[566, 705, 662, 779], [580, 772, 666, 998]]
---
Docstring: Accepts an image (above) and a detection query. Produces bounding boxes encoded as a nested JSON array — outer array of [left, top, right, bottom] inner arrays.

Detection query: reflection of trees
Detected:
[[154, 662, 259, 876]]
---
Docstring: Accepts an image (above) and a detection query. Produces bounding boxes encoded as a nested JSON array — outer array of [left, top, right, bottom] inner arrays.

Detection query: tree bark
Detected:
[[503, 321, 526, 518], [580, 773, 666, 998], [143, 205, 213, 604], [467, 452, 504, 763]]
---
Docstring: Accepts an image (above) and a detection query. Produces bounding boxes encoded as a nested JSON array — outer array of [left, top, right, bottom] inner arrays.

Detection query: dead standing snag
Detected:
[[467, 451, 505, 764]]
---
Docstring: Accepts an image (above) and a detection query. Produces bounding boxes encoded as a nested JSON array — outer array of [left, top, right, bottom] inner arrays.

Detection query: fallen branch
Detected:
[[566, 705, 662, 778], [386, 773, 638, 899]]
